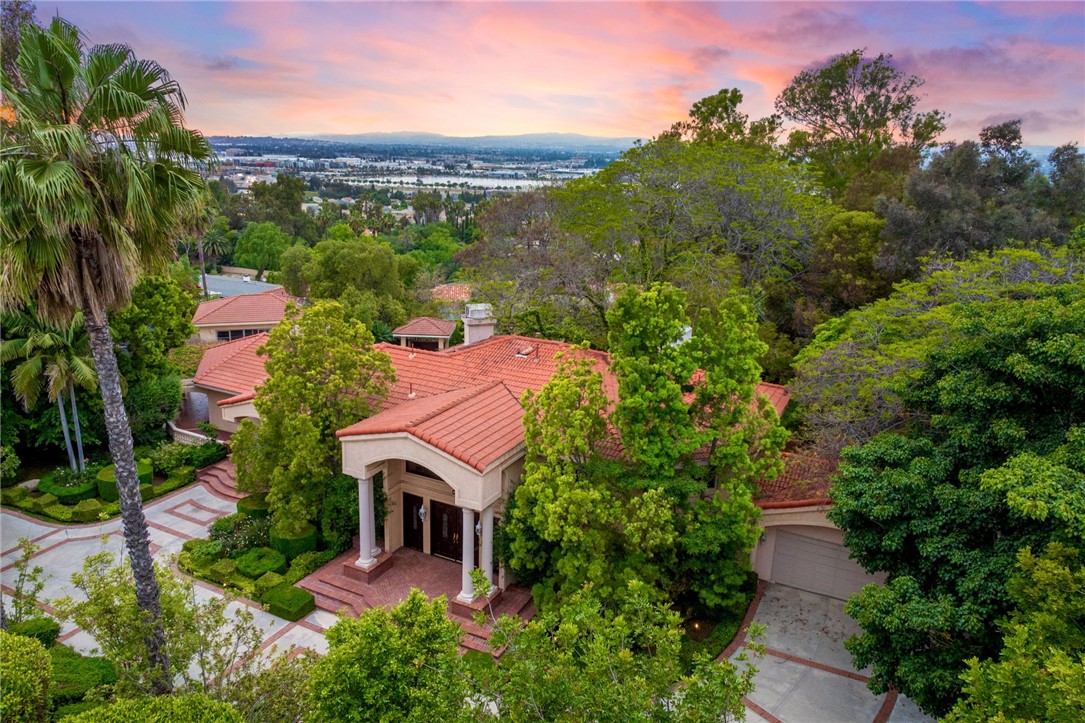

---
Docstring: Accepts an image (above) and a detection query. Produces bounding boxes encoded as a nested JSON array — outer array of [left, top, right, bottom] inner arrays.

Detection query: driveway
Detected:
[[727, 583, 934, 723]]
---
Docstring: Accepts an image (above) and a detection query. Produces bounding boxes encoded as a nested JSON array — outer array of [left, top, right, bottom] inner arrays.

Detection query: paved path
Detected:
[[1, 481, 331, 658], [726, 584, 933, 723]]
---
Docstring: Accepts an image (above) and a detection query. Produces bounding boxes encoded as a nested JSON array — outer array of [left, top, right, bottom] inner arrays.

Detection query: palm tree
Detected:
[[1, 18, 213, 692], [1, 307, 97, 471]]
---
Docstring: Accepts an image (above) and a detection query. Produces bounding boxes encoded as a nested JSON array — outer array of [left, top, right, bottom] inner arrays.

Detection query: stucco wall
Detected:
[[195, 324, 276, 344], [200, 388, 242, 433]]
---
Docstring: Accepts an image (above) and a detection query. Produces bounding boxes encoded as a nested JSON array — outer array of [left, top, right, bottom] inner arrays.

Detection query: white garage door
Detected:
[[771, 530, 881, 600]]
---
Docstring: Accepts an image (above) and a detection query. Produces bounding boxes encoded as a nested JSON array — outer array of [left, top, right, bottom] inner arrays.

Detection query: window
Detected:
[[216, 328, 263, 342], [405, 461, 441, 480]]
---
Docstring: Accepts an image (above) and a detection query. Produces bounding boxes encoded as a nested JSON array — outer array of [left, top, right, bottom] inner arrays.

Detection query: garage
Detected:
[[770, 529, 883, 600]]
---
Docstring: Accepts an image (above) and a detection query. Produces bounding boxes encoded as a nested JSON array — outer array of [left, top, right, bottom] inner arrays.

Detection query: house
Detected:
[[430, 283, 472, 320], [190, 287, 295, 344], [196, 304, 879, 606], [191, 333, 267, 434], [391, 317, 458, 351]]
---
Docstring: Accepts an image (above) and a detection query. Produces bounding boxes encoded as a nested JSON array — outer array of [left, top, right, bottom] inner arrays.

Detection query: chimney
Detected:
[[462, 303, 496, 345]]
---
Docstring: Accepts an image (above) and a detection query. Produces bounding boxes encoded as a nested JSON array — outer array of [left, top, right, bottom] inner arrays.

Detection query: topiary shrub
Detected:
[[254, 571, 284, 598], [269, 523, 318, 561], [15, 495, 37, 512], [37, 469, 98, 506], [101, 501, 121, 517], [224, 572, 257, 598], [237, 493, 270, 519], [70, 499, 104, 523], [0, 629, 52, 723], [190, 441, 228, 469], [8, 617, 61, 647], [32, 493, 58, 512], [61, 692, 243, 722], [42, 504, 72, 523], [139, 482, 155, 501], [96, 460, 153, 503], [2, 486, 30, 506], [261, 584, 316, 621], [48, 645, 117, 707], [210, 513, 270, 558], [190, 539, 225, 568], [283, 549, 338, 585], [236, 547, 287, 578], [181, 538, 205, 554], [208, 558, 238, 585]]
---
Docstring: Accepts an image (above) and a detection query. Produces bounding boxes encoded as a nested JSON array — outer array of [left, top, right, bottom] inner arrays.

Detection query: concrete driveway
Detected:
[[727, 583, 933, 723]]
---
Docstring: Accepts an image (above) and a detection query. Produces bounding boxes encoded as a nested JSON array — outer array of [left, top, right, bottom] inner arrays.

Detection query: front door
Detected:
[[430, 500, 462, 562], [403, 493, 424, 552]]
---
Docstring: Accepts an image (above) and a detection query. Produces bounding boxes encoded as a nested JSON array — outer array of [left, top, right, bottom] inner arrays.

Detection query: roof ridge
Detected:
[[408, 381, 503, 428]]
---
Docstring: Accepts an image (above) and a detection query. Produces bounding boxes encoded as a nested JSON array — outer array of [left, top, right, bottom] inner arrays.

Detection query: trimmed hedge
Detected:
[[43, 504, 72, 522], [61, 692, 243, 722], [261, 584, 316, 621], [254, 571, 284, 597], [33, 493, 58, 512], [8, 617, 61, 647], [283, 549, 338, 585], [71, 498, 103, 523], [236, 493, 270, 519], [139, 483, 155, 501], [269, 523, 318, 561], [1, 485, 29, 506], [190, 539, 225, 567], [49, 644, 117, 707], [37, 473, 97, 506], [96, 459, 153, 502], [190, 441, 229, 469], [208, 558, 238, 584], [236, 547, 287, 578], [0, 630, 52, 723]]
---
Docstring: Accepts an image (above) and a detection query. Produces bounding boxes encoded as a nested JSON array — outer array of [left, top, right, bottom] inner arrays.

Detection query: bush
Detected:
[[101, 501, 120, 517], [139, 482, 155, 501], [148, 441, 192, 475], [321, 473, 359, 554], [224, 572, 257, 598], [1, 444, 20, 487], [61, 692, 243, 722], [269, 523, 318, 561], [283, 549, 338, 585], [190, 539, 225, 568], [208, 558, 238, 584], [15, 495, 37, 512], [32, 493, 58, 512], [51, 701, 103, 720], [236, 547, 287, 578], [0, 630, 52, 723], [262, 584, 316, 621], [43, 504, 73, 522], [70, 499, 103, 523], [168, 465, 196, 484], [96, 460, 153, 503], [190, 441, 228, 469], [8, 617, 61, 647], [37, 469, 98, 506], [124, 376, 183, 446], [181, 538, 205, 554], [209, 513, 270, 558], [2, 486, 30, 506], [48, 645, 117, 707], [237, 493, 270, 519], [254, 571, 284, 597]]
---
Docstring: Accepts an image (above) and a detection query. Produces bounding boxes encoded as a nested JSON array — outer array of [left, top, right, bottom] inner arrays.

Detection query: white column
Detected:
[[368, 477, 381, 558], [457, 507, 476, 602], [480, 505, 494, 590], [357, 477, 376, 568]]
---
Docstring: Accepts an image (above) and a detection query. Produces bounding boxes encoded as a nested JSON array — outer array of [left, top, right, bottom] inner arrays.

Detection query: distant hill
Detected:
[[305, 131, 640, 152]]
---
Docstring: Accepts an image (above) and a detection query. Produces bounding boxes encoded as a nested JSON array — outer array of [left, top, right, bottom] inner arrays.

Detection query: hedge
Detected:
[[208, 558, 238, 585], [43, 504, 72, 523], [190, 539, 225, 568], [0, 630, 52, 723], [283, 549, 338, 585], [61, 692, 243, 722], [7, 617, 61, 647], [236, 547, 287, 578], [269, 523, 318, 561], [261, 584, 316, 621], [49, 645, 117, 707], [190, 442, 229, 470], [254, 571, 284, 597], [139, 483, 155, 501], [71, 499, 103, 523], [37, 474, 97, 506], [96, 460, 153, 503], [237, 493, 270, 519], [32, 493, 58, 512], [1, 486, 29, 506]]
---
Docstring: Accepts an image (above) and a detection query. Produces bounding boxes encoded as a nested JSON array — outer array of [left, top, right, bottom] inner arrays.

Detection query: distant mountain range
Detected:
[[304, 131, 640, 152]]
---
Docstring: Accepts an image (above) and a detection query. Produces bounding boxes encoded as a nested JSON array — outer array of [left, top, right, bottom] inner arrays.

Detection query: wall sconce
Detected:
[[475, 520, 483, 537], [418, 505, 428, 522]]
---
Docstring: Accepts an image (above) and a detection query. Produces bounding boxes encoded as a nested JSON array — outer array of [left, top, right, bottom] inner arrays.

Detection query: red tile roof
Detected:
[[193, 333, 269, 403], [392, 317, 458, 339], [192, 288, 295, 327], [755, 453, 837, 507], [431, 283, 472, 303]]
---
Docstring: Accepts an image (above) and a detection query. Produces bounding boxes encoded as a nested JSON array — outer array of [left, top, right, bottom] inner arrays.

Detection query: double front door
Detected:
[[401, 494, 473, 563]]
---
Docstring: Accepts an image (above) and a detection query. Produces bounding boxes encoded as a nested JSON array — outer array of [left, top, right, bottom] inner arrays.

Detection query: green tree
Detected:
[[249, 174, 314, 241], [828, 287, 1085, 715], [0, 0, 37, 88], [232, 222, 292, 281], [664, 87, 781, 148], [806, 209, 891, 313], [110, 275, 198, 384], [63, 693, 243, 722], [1, 307, 97, 470], [231, 301, 394, 536], [1, 17, 214, 690], [307, 589, 466, 722]]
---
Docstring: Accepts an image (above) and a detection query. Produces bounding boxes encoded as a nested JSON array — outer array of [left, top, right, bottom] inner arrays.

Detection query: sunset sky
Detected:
[[44, 1, 1085, 145]]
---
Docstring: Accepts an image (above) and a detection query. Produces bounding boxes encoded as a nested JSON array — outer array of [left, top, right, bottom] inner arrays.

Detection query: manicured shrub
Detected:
[[37, 469, 98, 506], [208, 558, 238, 584], [181, 538, 205, 554], [15, 495, 37, 511], [148, 441, 192, 475], [0, 630, 52, 723], [236, 547, 287, 578], [254, 571, 284, 597], [70, 498, 103, 523], [190, 539, 225, 568], [261, 584, 316, 621], [52, 701, 104, 720], [269, 523, 318, 561], [139, 482, 155, 501], [209, 513, 270, 558], [101, 501, 121, 516], [43, 504, 72, 522], [2, 486, 30, 505], [190, 441, 228, 469], [32, 493, 58, 512], [96, 460, 153, 503], [48, 645, 117, 706], [8, 617, 61, 647], [61, 692, 243, 722], [283, 549, 338, 585], [168, 465, 196, 484], [224, 572, 257, 598], [236, 493, 270, 519]]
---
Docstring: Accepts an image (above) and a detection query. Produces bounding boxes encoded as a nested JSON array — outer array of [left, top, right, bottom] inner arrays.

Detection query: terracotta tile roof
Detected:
[[755, 453, 837, 506], [431, 283, 472, 303], [338, 382, 525, 471], [392, 317, 458, 339], [193, 333, 269, 404], [192, 287, 295, 327]]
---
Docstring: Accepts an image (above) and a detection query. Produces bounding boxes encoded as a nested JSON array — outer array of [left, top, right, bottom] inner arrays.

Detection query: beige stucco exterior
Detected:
[[192, 323, 277, 344]]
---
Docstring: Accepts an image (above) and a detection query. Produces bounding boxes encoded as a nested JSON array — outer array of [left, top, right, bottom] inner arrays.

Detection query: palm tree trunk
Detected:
[[68, 381, 85, 472], [56, 395, 78, 470], [82, 309, 173, 694], [198, 234, 209, 301]]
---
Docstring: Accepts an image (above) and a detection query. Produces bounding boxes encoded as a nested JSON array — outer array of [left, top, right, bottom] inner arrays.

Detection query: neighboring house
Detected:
[[197, 304, 879, 606], [191, 333, 268, 433], [190, 287, 295, 343], [431, 282, 472, 320], [392, 317, 458, 351]]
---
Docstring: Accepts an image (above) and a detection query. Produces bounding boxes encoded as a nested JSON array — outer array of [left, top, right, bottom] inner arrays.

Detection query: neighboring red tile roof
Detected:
[[193, 333, 269, 403], [431, 283, 472, 303], [192, 288, 295, 327], [338, 382, 525, 471], [393, 317, 458, 339], [755, 453, 837, 507]]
